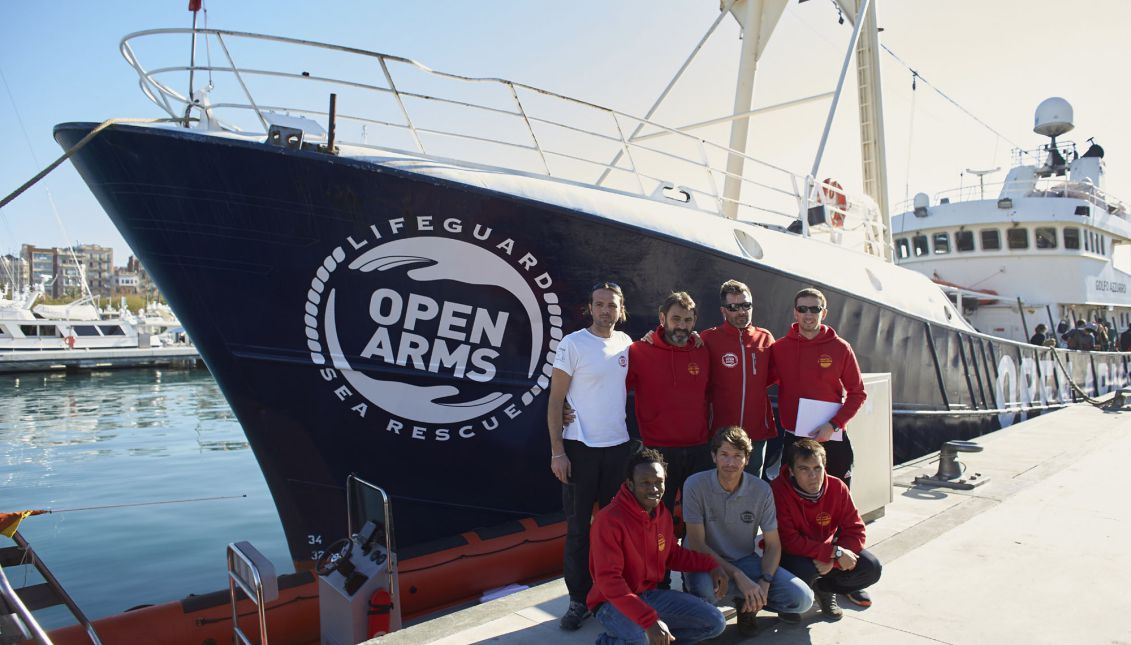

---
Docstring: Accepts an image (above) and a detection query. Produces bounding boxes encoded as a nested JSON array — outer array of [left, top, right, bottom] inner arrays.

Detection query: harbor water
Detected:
[[0, 367, 293, 629]]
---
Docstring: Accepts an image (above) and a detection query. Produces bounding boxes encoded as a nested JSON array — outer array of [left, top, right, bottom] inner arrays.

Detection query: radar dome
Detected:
[[1034, 97, 1074, 137]]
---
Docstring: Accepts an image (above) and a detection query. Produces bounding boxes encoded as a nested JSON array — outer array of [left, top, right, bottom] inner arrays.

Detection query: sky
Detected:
[[1, 0, 1129, 264]]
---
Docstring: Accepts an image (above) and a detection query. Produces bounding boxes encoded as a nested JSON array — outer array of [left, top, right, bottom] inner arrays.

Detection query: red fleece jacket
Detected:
[[771, 471, 865, 560], [700, 322, 776, 440], [626, 326, 710, 447], [587, 484, 718, 627], [769, 324, 865, 432]]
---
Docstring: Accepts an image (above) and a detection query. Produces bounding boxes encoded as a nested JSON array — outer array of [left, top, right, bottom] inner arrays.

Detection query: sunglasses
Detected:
[[723, 302, 753, 312], [795, 305, 824, 314], [591, 281, 621, 292]]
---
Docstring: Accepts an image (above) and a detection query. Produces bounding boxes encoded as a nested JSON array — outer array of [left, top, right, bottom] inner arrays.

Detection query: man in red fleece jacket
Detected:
[[588, 448, 727, 644], [699, 279, 777, 476], [626, 291, 712, 516], [770, 287, 865, 489], [771, 439, 881, 620]]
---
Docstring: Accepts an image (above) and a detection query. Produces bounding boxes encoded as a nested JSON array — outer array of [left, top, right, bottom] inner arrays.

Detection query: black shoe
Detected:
[[560, 600, 590, 631], [734, 598, 758, 636], [777, 611, 802, 625], [815, 590, 843, 621], [845, 589, 872, 607]]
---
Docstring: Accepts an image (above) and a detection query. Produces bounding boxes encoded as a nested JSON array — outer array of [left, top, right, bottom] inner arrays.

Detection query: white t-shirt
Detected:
[[553, 328, 632, 447]]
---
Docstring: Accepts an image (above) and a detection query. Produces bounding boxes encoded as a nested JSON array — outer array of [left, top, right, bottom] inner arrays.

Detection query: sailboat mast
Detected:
[[848, 0, 892, 259]]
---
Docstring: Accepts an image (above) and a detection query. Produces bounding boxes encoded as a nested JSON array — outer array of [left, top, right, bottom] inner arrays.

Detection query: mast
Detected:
[[720, 0, 789, 219]]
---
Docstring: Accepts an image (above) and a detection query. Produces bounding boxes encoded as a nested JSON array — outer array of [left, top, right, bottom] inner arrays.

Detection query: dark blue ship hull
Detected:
[[56, 122, 1131, 568]]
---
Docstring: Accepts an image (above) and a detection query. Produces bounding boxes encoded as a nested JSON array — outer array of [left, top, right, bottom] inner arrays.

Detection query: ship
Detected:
[[34, 1, 1130, 636], [892, 97, 1131, 344]]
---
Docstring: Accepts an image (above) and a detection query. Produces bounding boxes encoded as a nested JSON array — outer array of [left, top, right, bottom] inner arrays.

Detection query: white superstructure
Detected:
[[891, 98, 1131, 343]]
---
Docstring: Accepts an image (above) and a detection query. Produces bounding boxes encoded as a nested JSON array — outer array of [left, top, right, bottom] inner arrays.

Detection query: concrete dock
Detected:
[[373, 397, 1130, 644]]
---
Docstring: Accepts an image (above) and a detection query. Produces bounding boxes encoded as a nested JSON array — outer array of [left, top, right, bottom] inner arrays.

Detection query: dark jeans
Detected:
[[780, 549, 882, 595], [783, 432, 854, 488], [653, 443, 712, 519], [562, 438, 636, 602]]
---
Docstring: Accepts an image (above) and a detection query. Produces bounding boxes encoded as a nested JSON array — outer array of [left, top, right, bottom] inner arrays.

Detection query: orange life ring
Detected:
[[819, 178, 846, 228]]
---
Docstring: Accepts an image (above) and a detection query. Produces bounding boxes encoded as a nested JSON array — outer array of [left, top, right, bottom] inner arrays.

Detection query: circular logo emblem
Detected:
[[818, 354, 833, 368], [619, 355, 627, 367], [721, 352, 738, 368], [740, 511, 755, 524], [304, 217, 560, 441], [815, 511, 832, 527], [687, 362, 700, 376]]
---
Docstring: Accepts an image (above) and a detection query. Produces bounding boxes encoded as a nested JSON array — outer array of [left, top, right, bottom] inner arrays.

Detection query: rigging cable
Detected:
[[903, 70, 918, 204]]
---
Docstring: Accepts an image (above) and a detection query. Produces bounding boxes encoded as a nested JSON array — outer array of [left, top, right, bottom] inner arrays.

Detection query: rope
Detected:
[[0, 117, 183, 212], [1047, 349, 1125, 409]]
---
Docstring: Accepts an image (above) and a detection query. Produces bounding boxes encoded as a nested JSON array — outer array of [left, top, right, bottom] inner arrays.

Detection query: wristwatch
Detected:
[[757, 573, 774, 584], [830, 422, 842, 432], [833, 546, 843, 559]]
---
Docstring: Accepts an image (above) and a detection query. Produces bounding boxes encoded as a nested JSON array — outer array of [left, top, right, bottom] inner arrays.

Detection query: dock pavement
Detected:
[[373, 396, 1130, 645]]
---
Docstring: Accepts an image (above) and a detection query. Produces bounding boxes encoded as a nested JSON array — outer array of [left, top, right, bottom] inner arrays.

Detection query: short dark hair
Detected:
[[786, 438, 827, 469], [625, 447, 667, 482], [659, 291, 696, 317], [794, 287, 826, 309], [590, 281, 628, 323], [710, 426, 752, 458], [719, 280, 751, 305], [1035, 324, 1047, 333]]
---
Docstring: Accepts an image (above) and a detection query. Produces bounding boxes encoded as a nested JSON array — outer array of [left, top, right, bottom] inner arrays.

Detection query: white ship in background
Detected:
[[892, 97, 1131, 342]]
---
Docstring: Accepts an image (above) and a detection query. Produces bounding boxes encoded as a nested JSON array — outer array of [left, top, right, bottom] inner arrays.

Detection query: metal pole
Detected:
[[1018, 297, 1031, 341], [809, 0, 871, 182], [327, 93, 337, 153], [721, 0, 768, 219], [187, 11, 198, 127]]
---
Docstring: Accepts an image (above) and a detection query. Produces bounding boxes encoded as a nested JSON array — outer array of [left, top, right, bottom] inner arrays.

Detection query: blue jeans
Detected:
[[686, 553, 814, 614], [594, 588, 726, 644]]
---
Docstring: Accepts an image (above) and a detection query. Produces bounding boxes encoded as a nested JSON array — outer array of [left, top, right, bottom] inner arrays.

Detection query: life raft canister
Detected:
[[819, 178, 846, 228]]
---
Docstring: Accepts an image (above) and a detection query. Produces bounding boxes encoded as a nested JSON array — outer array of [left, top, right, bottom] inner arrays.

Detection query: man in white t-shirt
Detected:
[[548, 281, 636, 631]]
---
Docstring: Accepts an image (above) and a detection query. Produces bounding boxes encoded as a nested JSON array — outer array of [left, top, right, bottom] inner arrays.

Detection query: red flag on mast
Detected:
[[188, 0, 202, 11]]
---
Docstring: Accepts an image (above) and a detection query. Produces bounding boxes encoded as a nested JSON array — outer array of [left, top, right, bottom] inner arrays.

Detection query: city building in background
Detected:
[[13, 243, 160, 301]]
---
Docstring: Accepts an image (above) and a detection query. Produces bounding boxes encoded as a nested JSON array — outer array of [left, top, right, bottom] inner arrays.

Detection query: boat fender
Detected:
[[819, 178, 847, 228], [367, 588, 393, 637]]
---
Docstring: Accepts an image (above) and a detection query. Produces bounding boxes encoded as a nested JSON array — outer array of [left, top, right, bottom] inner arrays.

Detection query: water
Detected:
[[0, 367, 293, 629]]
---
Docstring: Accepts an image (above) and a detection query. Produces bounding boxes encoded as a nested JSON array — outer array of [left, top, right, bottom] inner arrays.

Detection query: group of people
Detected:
[[547, 280, 881, 643], [1043, 318, 1131, 351]]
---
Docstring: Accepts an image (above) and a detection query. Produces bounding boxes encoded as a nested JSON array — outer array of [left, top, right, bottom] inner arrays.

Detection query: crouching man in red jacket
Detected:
[[771, 439, 882, 621], [588, 448, 728, 644]]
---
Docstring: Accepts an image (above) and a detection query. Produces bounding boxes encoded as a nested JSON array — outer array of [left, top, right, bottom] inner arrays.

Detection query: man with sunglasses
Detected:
[[769, 287, 868, 608], [548, 281, 637, 631], [699, 280, 777, 476]]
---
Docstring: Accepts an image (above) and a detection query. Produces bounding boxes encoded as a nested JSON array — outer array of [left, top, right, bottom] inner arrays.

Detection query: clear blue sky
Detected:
[[2, 1, 1128, 263]]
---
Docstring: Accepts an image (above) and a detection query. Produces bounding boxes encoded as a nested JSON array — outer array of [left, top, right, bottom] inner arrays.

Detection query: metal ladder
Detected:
[[227, 541, 278, 645], [0, 531, 101, 645]]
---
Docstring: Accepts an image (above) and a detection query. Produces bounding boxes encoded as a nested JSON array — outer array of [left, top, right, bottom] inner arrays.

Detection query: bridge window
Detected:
[[71, 325, 100, 336], [1035, 227, 1057, 249], [955, 230, 975, 252], [1007, 228, 1029, 250], [932, 232, 950, 254], [912, 235, 929, 257], [980, 229, 1001, 250], [1064, 227, 1080, 249], [895, 238, 911, 259], [98, 325, 127, 336]]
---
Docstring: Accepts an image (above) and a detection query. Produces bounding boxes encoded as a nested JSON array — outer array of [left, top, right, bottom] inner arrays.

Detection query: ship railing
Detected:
[[0, 531, 102, 644], [118, 28, 886, 258], [898, 176, 1128, 218]]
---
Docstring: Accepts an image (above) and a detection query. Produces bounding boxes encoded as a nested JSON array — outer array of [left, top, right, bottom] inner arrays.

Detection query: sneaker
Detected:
[[777, 611, 802, 625], [815, 590, 843, 621], [734, 598, 758, 637], [845, 589, 872, 607], [559, 600, 590, 631]]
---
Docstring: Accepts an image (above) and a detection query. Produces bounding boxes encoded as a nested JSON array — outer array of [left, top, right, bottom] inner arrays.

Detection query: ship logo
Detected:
[[815, 511, 832, 527], [687, 362, 700, 376], [818, 354, 833, 368], [721, 352, 738, 368], [304, 217, 560, 440]]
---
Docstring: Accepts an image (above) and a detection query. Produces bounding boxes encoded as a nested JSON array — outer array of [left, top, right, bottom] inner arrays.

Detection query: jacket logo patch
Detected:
[[815, 511, 832, 527], [818, 354, 833, 368], [740, 511, 755, 524], [721, 352, 738, 368], [619, 355, 627, 367], [657, 533, 666, 551], [687, 362, 700, 376]]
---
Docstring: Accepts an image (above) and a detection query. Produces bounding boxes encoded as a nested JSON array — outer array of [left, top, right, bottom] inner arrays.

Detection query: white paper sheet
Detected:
[[794, 398, 844, 441]]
